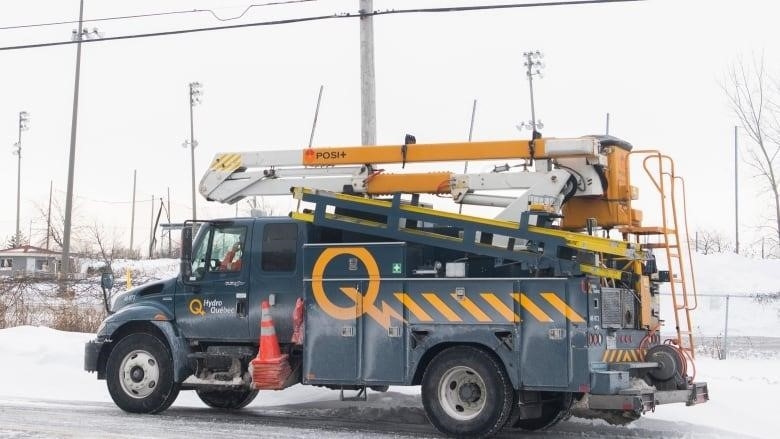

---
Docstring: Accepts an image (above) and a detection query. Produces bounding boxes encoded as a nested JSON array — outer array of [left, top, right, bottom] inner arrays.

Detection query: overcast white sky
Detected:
[[0, 0, 778, 255]]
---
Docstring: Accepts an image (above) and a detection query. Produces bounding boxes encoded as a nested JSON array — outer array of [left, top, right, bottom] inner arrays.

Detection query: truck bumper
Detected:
[[588, 381, 709, 413], [84, 339, 104, 373]]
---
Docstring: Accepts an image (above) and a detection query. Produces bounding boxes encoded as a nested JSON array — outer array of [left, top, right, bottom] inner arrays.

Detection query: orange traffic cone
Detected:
[[258, 300, 283, 361], [250, 300, 292, 390]]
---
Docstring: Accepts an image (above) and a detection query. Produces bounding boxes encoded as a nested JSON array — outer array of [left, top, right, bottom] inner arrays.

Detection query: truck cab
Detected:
[[85, 217, 308, 413], [176, 218, 303, 344]]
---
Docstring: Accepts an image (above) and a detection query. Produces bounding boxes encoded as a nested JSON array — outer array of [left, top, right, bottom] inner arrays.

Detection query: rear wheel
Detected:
[[196, 388, 259, 409], [106, 333, 180, 414], [421, 346, 513, 438], [510, 391, 573, 430]]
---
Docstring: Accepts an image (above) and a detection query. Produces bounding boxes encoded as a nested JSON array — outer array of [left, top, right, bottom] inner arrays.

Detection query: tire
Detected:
[[421, 346, 513, 439], [510, 392, 572, 431], [106, 333, 180, 414], [196, 388, 259, 409]]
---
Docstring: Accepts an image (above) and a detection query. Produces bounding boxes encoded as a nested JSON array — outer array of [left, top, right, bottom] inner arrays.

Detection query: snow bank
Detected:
[[692, 252, 780, 295], [79, 258, 179, 282]]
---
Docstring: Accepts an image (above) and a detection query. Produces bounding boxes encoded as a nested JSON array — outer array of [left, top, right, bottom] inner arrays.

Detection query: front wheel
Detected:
[[421, 346, 513, 438], [106, 333, 180, 414], [196, 388, 259, 409]]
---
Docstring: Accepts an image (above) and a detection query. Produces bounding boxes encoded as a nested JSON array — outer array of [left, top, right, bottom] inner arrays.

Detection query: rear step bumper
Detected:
[[588, 381, 709, 413]]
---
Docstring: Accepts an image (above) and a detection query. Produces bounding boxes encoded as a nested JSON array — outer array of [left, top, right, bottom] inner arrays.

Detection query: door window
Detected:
[[190, 225, 247, 279], [211, 227, 246, 272], [261, 223, 297, 272]]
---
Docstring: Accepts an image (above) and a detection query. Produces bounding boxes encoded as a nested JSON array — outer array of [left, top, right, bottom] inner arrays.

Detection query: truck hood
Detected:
[[109, 276, 178, 313]]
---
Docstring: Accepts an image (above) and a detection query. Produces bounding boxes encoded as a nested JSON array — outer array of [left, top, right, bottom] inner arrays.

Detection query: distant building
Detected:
[[0, 245, 70, 278]]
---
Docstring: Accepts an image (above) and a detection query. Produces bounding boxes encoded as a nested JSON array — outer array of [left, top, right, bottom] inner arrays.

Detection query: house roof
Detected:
[[0, 245, 60, 258]]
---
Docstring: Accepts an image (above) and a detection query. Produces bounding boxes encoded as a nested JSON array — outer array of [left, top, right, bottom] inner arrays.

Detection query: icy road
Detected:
[[0, 393, 750, 439]]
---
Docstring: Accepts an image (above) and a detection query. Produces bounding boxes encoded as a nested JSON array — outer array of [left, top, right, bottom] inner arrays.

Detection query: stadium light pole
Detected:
[[12, 111, 30, 246], [518, 50, 545, 138], [183, 82, 202, 221]]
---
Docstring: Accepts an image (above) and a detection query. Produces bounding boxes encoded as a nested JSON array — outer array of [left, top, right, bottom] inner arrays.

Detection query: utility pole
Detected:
[[46, 180, 52, 251], [167, 187, 172, 257], [184, 82, 202, 220], [149, 195, 154, 258], [13, 111, 30, 246], [359, 0, 376, 146], [734, 125, 739, 254], [61, 0, 85, 275], [606, 112, 610, 135], [130, 170, 136, 257], [722, 295, 730, 359]]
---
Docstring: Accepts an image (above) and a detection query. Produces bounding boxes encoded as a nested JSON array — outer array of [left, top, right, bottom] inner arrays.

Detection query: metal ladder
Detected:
[[621, 151, 699, 359]]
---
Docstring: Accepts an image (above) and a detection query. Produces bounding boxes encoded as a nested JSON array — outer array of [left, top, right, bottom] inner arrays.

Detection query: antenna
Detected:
[[308, 85, 324, 148]]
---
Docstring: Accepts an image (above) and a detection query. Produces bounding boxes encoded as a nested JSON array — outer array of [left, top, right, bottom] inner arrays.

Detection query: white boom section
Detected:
[[199, 137, 609, 219]]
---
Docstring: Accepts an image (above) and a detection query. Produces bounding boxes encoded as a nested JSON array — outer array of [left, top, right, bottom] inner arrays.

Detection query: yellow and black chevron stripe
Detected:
[[601, 349, 646, 363], [390, 291, 585, 325], [210, 153, 242, 173]]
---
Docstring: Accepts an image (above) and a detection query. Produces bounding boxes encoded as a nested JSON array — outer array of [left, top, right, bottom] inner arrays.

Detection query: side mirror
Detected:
[[101, 272, 114, 290], [180, 226, 193, 283], [100, 271, 115, 314]]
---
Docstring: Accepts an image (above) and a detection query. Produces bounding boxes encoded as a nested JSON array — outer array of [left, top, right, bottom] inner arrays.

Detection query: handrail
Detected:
[[676, 175, 699, 311]]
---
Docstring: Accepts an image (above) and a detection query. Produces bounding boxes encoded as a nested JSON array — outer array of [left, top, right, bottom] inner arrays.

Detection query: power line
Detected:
[[0, 0, 646, 52], [0, 0, 319, 31]]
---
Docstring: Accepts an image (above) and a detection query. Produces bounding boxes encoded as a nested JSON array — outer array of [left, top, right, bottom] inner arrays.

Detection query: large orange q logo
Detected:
[[311, 247, 401, 328]]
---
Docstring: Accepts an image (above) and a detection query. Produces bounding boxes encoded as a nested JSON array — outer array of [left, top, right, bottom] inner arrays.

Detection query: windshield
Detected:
[[191, 224, 210, 278]]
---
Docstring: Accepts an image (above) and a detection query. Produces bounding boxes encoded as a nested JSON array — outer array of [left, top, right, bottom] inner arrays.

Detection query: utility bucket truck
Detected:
[[86, 135, 708, 438]]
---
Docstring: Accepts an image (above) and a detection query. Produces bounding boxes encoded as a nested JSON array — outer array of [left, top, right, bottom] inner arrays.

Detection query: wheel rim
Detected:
[[119, 349, 160, 399], [438, 365, 487, 421]]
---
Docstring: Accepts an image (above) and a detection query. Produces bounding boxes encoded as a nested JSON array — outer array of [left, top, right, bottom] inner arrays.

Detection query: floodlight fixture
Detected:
[[190, 82, 203, 106], [19, 111, 30, 131]]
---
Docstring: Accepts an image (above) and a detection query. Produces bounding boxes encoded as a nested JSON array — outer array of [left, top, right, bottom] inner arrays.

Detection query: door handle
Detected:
[[236, 292, 247, 318]]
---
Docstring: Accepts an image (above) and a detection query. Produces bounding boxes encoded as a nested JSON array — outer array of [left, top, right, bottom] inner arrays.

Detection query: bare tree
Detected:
[[693, 228, 733, 255], [32, 196, 86, 251], [724, 55, 780, 255], [85, 223, 115, 271], [4, 231, 28, 249]]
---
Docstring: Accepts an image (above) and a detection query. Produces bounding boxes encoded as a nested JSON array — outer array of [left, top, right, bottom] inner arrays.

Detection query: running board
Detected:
[[339, 386, 367, 402]]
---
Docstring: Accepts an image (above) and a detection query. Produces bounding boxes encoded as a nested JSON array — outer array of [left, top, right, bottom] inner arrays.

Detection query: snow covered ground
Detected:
[[0, 252, 777, 437]]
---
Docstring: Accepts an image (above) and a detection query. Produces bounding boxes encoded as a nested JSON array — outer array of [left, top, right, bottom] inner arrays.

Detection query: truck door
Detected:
[[247, 221, 303, 344], [518, 279, 570, 388], [176, 223, 251, 342]]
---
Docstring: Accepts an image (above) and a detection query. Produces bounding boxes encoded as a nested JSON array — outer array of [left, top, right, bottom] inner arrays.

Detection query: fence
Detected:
[[659, 292, 780, 359]]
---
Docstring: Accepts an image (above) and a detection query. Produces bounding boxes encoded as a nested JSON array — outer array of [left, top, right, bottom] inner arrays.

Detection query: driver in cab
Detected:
[[220, 242, 243, 271]]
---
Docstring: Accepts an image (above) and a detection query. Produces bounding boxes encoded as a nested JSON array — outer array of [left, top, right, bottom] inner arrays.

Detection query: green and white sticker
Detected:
[[392, 262, 402, 274]]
